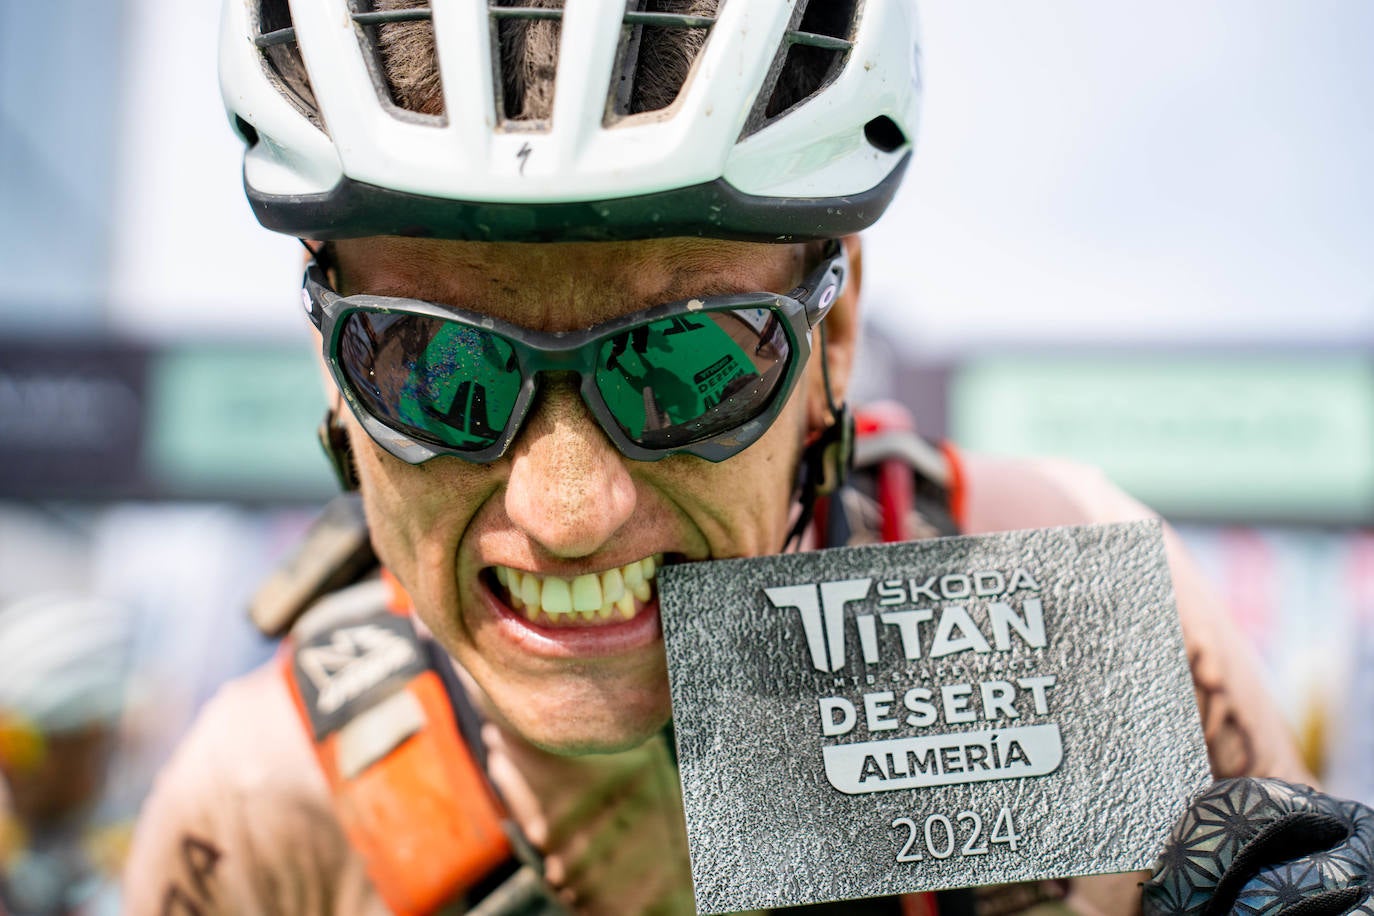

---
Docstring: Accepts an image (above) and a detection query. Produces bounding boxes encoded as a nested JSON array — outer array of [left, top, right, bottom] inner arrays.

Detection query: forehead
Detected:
[[330, 236, 808, 331]]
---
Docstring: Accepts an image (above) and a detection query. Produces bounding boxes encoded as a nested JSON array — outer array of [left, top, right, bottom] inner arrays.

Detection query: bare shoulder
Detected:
[[957, 448, 1309, 783], [958, 451, 1151, 532], [123, 661, 379, 915]]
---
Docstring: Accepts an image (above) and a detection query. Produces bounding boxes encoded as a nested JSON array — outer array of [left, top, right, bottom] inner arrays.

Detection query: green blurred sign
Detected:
[[146, 347, 332, 499], [950, 355, 1374, 522]]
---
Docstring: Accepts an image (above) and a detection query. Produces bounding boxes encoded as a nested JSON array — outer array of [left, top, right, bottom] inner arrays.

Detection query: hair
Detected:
[[371, 0, 724, 119]]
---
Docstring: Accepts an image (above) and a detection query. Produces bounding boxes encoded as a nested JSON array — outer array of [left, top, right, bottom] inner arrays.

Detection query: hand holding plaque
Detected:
[[1144, 778, 1374, 916]]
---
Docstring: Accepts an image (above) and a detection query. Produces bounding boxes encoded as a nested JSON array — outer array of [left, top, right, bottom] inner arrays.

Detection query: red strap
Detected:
[[855, 402, 919, 542], [857, 404, 942, 914], [877, 456, 916, 542], [902, 891, 942, 916]]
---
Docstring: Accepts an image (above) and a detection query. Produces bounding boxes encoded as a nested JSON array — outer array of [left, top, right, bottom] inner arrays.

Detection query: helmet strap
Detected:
[[307, 239, 355, 492], [300, 239, 339, 289], [318, 403, 360, 492], [784, 323, 854, 552], [299, 237, 333, 267]]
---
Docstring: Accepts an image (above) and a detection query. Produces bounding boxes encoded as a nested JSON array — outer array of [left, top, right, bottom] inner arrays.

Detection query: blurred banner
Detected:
[[0, 342, 328, 502], [1174, 526, 1374, 782], [946, 355, 1374, 524], [6, 339, 1372, 526]]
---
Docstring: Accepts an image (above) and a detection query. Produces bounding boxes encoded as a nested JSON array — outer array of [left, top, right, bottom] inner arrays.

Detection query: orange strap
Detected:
[[939, 440, 968, 533], [281, 607, 513, 916]]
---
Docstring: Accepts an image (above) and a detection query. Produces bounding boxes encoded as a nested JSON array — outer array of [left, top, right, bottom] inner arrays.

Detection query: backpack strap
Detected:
[[250, 494, 375, 638], [280, 579, 566, 915], [851, 402, 964, 540]]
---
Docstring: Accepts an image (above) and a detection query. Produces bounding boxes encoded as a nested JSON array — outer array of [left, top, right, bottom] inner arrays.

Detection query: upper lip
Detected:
[[480, 552, 697, 578]]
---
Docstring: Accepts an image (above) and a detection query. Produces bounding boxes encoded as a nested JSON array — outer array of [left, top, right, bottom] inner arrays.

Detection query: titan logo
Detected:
[[764, 578, 873, 672], [764, 572, 1046, 673]]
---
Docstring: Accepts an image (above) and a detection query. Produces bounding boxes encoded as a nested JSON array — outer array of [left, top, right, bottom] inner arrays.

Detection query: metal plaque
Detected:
[[658, 521, 1211, 914]]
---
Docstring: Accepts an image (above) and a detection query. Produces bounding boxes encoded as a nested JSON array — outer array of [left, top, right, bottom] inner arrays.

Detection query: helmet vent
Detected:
[[607, 0, 722, 121], [254, 0, 326, 132], [764, 0, 861, 119], [737, 0, 861, 139], [864, 115, 905, 153], [351, 1, 447, 120], [490, 0, 565, 126], [233, 116, 260, 147]]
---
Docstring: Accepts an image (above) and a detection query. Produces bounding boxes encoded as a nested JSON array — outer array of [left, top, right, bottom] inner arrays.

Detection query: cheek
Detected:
[[662, 395, 808, 557], [350, 427, 422, 578], [347, 425, 492, 611], [802, 346, 836, 433]]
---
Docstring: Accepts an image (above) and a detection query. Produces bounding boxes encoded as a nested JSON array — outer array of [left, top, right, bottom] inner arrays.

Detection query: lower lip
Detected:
[[480, 578, 664, 659]]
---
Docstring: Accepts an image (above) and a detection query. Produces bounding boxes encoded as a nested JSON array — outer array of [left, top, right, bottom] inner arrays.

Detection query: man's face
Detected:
[[329, 236, 857, 755]]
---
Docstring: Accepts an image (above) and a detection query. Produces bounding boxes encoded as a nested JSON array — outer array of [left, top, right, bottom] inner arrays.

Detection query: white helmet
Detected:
[[0, 593, 132, 733], [219, 0, 921, 242]]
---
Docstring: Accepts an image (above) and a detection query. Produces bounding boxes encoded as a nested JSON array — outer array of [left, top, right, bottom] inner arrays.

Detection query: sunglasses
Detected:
[[303, 242, 847, 464]]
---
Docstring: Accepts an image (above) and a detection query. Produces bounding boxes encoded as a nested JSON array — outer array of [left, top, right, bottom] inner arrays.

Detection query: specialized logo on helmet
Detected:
[[298, 623, 419, 715]]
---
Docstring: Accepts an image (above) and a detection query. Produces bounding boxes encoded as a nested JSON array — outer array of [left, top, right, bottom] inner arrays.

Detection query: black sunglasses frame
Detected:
[[302, 241, 848, 465]]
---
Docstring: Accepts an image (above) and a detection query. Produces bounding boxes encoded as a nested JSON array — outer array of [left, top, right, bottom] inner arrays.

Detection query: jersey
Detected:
[[122, 450, 1310, 915]]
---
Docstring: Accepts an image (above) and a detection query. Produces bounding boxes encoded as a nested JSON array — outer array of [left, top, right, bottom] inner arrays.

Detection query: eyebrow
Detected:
[[656, 273, 763, 302], [647, 244, 799, 302], [346, 239, 799, 308]]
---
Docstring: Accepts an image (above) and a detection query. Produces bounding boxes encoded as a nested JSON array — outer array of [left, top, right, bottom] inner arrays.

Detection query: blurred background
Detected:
[[1, 0, 1371, 910]]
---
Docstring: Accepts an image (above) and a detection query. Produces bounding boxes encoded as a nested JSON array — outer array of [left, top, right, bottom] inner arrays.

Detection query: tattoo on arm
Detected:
[[159, 834, 222, 916], [1189, 649, 1256, 778]]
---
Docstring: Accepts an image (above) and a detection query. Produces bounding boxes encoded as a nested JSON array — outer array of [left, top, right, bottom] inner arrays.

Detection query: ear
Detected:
[[806, 234, 863, 433]]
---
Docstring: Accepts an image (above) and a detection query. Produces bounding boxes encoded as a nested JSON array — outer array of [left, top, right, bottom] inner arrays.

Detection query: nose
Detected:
[[504, 383, 637, 559]]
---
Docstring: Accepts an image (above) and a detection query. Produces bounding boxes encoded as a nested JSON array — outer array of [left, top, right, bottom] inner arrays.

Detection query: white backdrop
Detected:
[[107, 1, 1374, 352]]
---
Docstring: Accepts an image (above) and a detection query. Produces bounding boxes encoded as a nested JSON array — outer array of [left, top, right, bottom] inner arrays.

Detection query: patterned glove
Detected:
[[1143, 778, 1374, 915]]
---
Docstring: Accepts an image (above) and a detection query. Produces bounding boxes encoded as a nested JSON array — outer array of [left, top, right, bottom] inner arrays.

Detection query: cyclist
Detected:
[[125, 2, 1370, 913], [1, 593, 130, 916]]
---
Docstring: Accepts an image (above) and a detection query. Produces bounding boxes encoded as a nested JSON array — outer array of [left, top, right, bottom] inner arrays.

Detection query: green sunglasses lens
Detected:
[[594, 307, 792, 449], [336, 304, 794, 458], [337, 312, 521, 451]]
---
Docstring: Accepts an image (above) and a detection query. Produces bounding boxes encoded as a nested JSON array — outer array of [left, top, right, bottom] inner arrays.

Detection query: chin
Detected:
[[491, 679, 673, 757], [525, 721, 670, 757]]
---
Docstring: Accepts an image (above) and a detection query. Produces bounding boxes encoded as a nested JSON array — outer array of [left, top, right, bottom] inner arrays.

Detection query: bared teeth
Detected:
[[491, 554, 664, 625], [571, 574, 601, 612], [520, 574, 540, 610], [623, 562, 649, 603], [601, 568, 625, 603], [540, 577, 571, 614]]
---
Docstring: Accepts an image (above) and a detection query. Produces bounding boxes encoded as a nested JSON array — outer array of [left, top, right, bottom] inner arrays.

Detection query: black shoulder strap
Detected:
[[289, 583, 429, 740], [251, 494, 376, 637]]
